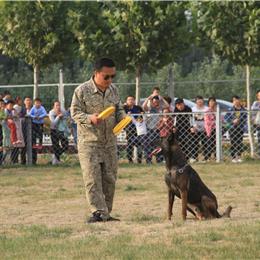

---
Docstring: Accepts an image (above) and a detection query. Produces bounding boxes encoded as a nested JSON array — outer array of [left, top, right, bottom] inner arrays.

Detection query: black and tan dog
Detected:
[[154, 132, 232, 221]]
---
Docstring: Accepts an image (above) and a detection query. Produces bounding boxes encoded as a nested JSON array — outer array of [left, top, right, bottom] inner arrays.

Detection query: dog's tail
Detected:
[[221, 206, 232, 218]]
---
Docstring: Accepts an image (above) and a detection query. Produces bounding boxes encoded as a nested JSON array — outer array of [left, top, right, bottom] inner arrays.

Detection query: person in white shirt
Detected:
[[131, 114, 149, 164], [49, 101, 69, 165], [251, 89, 260, 157], [191, 96, 208, 162]]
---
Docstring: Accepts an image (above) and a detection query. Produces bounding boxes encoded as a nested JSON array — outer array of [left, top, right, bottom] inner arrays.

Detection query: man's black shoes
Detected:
[[86, 212, 120, 223], [107, 216, 120, 222], [86, 212, 103, 223]]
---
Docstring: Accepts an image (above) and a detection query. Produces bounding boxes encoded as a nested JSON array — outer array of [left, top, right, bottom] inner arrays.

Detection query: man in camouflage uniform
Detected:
[[71, 58, 125, 223]]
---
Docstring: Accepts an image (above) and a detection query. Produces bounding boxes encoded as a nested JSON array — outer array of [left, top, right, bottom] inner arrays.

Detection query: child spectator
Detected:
[[5, 100, 21, 145], [204, 97, 217, 160], [10, 96, 26, 164], [29, 98, 47, 164], [157, 108, 174, 137], [49, 101, 69, 165], [131, 114, 147, 164], [13, 96, 25, 147], [14, 96, 26, 117]]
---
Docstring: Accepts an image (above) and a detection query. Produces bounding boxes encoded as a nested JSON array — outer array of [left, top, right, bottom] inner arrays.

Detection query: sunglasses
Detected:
[[104, 74, 116, 80]]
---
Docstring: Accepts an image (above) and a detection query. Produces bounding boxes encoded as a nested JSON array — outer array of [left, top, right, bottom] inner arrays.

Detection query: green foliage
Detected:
[[0, 1, 75, 68], [70, 1, 191, 75], [198, 1, 260, 66]]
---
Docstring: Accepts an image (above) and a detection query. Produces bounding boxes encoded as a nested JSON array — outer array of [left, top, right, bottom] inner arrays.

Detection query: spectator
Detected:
[[191, 96, 208, 163], [24, 96, 33, 115], [142, 95, 164, 163], [0, 99, 10, 148], [131, 114, 147, 163], [2, 90, 12, 103], [204, 97, 217, 160], [49, 101, 69, 165], [142, 87, 169, 112], [0, 99, 6, 164], [20, 96, 32, 165], [5, 100, 20, 145], [11, 96, 26, 164], [14, 96, 26, 117], [67, 107, 77, 147], [29, 98, 47, 164], [173, 98, 193, 160], [157, 108, 174, 137], [123, 95, 143, 163], [251, 89, 260, 157], [224, 95, 247, 163], [163, 96, 175, 112]]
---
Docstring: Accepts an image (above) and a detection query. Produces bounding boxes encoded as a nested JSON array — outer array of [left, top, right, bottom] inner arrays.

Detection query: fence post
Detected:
[[216, 105, 222, 162], [58, 69, 65, 109], [26, 116, 32, 165], [167, 63, 174, 102]]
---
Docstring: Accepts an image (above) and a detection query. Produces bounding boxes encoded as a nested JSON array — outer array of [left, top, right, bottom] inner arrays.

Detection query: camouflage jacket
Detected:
[[71, 77, 125, 147]]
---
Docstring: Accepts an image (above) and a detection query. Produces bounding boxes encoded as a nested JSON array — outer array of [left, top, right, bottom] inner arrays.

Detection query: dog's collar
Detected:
[[176, 163, 189, 174]]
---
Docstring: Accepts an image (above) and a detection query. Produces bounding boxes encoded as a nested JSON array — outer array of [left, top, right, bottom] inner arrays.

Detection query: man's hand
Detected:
[[190, 127, 196, 133], [90, 113, 102, 125], [57, 113, 63, 118], [233, 118, 239, 125]]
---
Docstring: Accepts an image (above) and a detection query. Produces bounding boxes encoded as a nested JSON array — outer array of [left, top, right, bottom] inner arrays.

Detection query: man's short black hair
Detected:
[[94, 58, 115, 71], [232, 95, 240, 101], [34, 98, 42, 103], [256, 90, 260, 95], [152, 87, 160, 92], [126, 95, 135, 100], [152, 95, 160, 101], [175, 98, 184, 104]]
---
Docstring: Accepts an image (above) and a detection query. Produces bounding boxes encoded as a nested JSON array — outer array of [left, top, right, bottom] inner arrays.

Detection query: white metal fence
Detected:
[[1, 110, 260, 166]]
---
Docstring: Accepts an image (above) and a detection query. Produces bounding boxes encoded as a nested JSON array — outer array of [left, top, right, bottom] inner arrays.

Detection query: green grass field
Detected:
[[1, 162, 260, 259]]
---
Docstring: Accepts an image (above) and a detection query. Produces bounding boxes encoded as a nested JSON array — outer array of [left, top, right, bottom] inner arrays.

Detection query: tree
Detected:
[[70, 1, 191, 103], [197, 1, 260, 157], [0, 1, 75, 98]]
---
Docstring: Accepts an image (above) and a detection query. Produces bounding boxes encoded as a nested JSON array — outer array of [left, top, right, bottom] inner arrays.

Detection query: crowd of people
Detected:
[[1, 87, 260, 166], [123, 87, 260, 164], [0, 90, 77, 165]]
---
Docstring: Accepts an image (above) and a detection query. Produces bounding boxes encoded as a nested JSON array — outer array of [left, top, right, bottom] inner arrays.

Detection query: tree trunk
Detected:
[[246, 64, 254, 157], [33, 64, 40, 99], [135, 66, 141, 105], [167, 63, 174, 101]]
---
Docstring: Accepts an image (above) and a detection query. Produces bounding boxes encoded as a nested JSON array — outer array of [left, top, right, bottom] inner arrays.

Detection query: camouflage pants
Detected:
[[78, 144, 118, 217]]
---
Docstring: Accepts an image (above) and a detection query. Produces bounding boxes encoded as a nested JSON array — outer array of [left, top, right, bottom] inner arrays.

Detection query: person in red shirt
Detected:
[[157, 108, 174, 137]]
